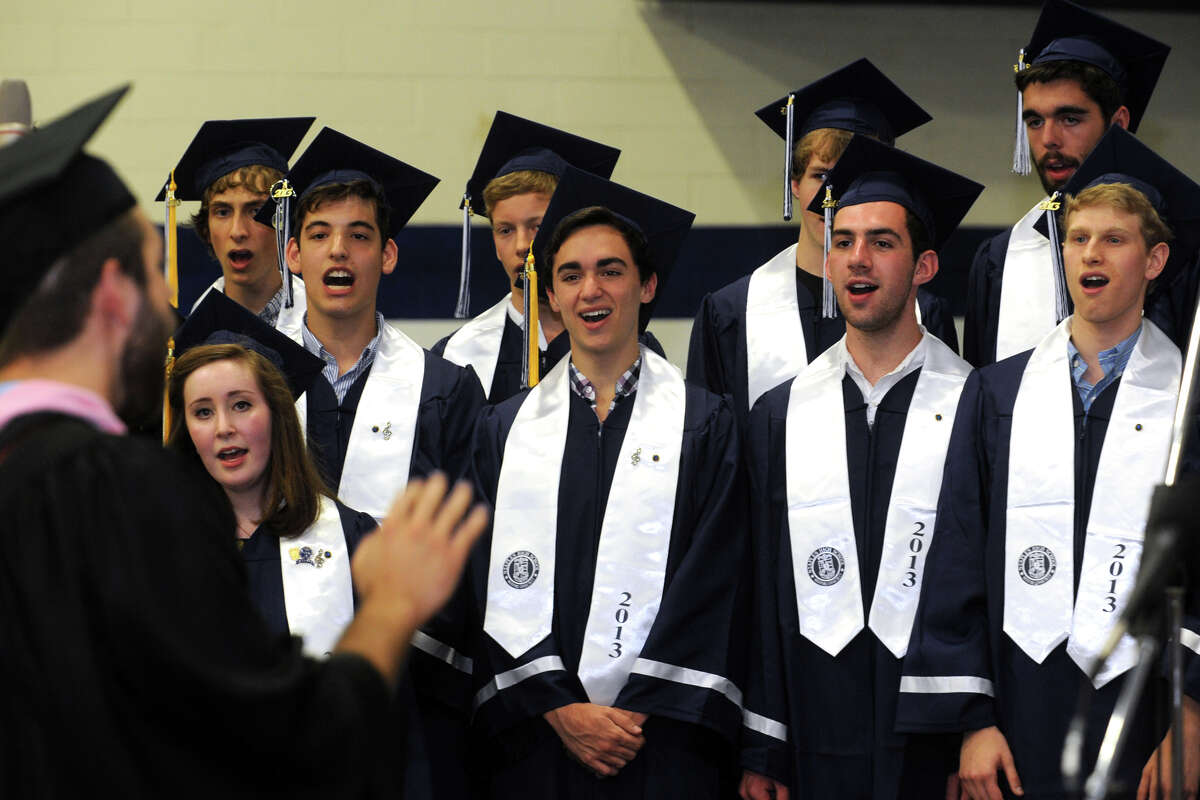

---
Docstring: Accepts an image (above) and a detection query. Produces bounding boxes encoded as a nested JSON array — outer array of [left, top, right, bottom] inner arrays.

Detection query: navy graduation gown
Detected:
[[433, 314, 668, 404], [305, 349, 485, 491], [459, 382, 748, 798], [686, 263, 959, 420], [741, 371, 958, 800], [897, 354, 1200, 798], [0, 413, 397, 797], [961, 231, 1194, 368]]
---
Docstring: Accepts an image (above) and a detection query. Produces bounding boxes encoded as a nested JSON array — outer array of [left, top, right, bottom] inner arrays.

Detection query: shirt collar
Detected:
[[0, 379, 126, 435], [300, 312, 385, 373], [568, 356, 642, 412], [1067, 325, 1141, 385], [838, 328, 928, 388]]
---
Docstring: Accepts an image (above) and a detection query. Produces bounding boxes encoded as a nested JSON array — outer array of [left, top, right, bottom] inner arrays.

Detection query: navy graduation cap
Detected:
[[254, 127, 440, 241], [0, 84, 136, 336], [155, 117, 315, 202], [173, 290, 325, 400], [455, 111, 621, 318], [756, 58, 932, 221], [1033, 126, 1200, 318], [1011, 0, 1169, 173], [531, 165, 695, 328], [804, 135, 982, 320]]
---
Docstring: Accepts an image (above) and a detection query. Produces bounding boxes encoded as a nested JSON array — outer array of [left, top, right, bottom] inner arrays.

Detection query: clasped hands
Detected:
[[544, 702, 649, 778]]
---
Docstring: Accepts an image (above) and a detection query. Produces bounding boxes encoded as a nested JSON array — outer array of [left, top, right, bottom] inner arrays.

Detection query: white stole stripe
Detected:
[[279, 495, 354, 659], [630, 657, 742, 706], [411, 630, 474, 675], [899, 675, 996, 697], [1180, 628, 1200, 656], [473, 655, 567, 710], [292, 324, 426, 524], [868, 336, 971, 657], [276, 276, 307, 335], [576, 351, 684, 705], [743, 710, 789, 742], [788, 333, 968, 658], [442, 297, 509, 395], [1006, 320, 1179, 686], [745, 244, 807, 409], [997, 201, 1058, 362], [1067, 321, 1178, 686], [484, 357, 572, 658]]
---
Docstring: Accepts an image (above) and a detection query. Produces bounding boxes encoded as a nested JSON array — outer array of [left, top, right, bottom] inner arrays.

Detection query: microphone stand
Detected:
[[1065, 289, 1200, 799]]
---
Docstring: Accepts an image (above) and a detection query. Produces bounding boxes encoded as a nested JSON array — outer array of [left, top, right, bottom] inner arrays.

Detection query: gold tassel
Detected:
[[525, 248, 540, 387], [162, 170, 180, 445]]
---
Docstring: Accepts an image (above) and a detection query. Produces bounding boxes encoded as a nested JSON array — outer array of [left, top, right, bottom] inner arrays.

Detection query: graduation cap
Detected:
[[1032, 126, 1200, 321], [254, 126, 439, 241], [755, 58, 932, 221], [454, 111, 621, 319], [0, 84, 136, 337], [173, 290, 325, 400], [1011, 0, 1169, 173], [155, 117, 315, 202], [806, 134, 984, 317], [532, 165, 694, 329]]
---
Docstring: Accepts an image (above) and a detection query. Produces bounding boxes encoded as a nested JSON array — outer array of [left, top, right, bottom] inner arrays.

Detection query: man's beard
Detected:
[[114, 295, 173, 429]]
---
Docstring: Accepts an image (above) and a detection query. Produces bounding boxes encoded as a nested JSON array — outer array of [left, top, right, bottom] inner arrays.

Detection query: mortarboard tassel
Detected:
[[821, 185, 838, 319], [270, 179, 295, 308], [1012, 49, 1032, 176], [783, 93, 796, 221], [162, 170, 180, 445], [1041, 192, 1070, 322], [455, 190, 472, 319], [520, 247, 540, 389]]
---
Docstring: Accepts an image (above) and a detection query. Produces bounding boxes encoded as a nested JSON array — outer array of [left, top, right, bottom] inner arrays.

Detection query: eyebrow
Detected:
[[1023, 104, 1091, 120], [303, 219, 377, 233], [831, 227, 902, 239]]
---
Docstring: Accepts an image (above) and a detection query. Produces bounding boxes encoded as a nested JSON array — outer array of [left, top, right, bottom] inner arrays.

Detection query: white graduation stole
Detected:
[[442, 297, 510, 394], [279, 495, 354, 658], [786, 333, 970, 658], [996, 201, 1058, 362], [745, 244, 807, 410], [1005, 319, 1179, 687], [485, 347, 684, 706], [293, 323, 426, 523]]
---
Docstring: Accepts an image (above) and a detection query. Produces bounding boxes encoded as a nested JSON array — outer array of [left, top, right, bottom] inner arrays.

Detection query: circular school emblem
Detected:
[[807, 546, 845, 587], [503, 550, 540, 589], [1018, 545, 1057, 586]]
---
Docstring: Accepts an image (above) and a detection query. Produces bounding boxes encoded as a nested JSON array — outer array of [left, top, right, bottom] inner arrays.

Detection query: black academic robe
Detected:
[[0, 412, 399, 798], [686, 263, 959, 420], [305, 349, 485, 492], [961, 230, 1196, 368], [897, 353, 1200, 799], [741, 371, 958, 800], [456, 383, 748, 799], [432, 314, 668, 404]]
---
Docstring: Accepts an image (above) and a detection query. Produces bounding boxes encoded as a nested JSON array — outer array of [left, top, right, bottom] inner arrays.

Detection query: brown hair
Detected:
[[482, 169, 559, 218], [792, 127, 854, 181], [294, 180, 391, 246], [1016, 61, 1124, 124], [0, 210, 146, 367], [190, 164, 284, 247], [1064, 182, 1174, 251], [168, 343, 328, 539]]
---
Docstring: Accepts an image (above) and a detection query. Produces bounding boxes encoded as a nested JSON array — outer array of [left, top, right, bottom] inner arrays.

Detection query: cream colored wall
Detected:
[[5, 1, 1199, 230]]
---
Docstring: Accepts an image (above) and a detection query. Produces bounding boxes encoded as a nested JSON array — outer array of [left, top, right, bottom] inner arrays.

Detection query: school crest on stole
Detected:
[[503, 550, 540, 589], [1017, 545, 1056, 586], [807, 546, 846, 586]]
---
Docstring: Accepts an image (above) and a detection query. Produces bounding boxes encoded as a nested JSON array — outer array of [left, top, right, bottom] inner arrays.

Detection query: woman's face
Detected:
[[183, 358, 273, 499]]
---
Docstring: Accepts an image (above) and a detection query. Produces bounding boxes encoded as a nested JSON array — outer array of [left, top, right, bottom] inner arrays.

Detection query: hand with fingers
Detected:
[[959, 725, 1023, 800], [740, 769, 789, 800], [1138, 695, 1200, 800], [544, 702, 647, 778], [335, 473, 488, 687]]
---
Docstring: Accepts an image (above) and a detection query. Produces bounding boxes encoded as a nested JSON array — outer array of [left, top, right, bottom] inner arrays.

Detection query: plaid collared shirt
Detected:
[[568, 357, 642, 418], [256, 286, 285, 329], [301, 312, 386, 405]]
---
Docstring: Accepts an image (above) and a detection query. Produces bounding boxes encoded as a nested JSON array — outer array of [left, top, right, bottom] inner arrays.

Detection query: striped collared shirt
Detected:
[[301, 312, 386, 405], [568, 357, 642, 418]]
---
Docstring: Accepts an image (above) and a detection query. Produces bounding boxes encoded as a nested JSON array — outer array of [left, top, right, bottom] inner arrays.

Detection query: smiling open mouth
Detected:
[[324, 269, 354, 287], [581, 309, 612, 322], [847, 282, 878, 296]]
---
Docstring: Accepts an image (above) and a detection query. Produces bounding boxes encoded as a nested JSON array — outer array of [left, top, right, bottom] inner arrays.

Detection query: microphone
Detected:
[[0, 79, 31, 147]]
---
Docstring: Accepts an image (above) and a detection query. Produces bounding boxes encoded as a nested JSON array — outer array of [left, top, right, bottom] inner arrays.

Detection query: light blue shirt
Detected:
[[1067, 326, 1141, 412], [300, 312, 385, 405]]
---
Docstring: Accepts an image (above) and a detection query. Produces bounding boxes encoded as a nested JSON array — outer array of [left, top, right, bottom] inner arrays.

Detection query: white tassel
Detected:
[[1012, 48, 1032, 176], [821, 185, 838, 319], [783, 93, 796, 221], [270, 179, 295, 308], [1042, 192, 1070, 322], [455, 191, 472, 319]]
